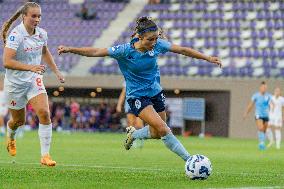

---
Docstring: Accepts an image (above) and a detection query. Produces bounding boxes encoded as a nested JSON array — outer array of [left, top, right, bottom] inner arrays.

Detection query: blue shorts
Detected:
[[124, 100, 134, 114], [255, 116, 269, 122], [127, 91, 166, 116]]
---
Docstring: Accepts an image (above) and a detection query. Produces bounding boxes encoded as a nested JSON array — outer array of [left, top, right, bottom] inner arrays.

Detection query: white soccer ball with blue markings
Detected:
[[185, 154, 212, 180]]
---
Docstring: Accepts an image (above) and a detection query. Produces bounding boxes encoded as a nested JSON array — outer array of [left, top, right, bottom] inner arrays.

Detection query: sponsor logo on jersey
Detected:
[[24, 45, 43, 52], [128, 55, 134, 60]]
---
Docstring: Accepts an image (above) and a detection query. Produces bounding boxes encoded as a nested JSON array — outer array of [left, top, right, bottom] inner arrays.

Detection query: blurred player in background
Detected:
[[1, 2, 65, 166], [58, 16, 222, 162], [0, 85, 8, 136], [117, 81, 144, 148], [243, 81, 273, 150], [266, 87, 284, 149]]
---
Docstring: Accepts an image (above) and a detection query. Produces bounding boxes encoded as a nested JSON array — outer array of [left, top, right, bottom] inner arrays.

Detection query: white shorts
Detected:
[[268, 118, 283, 127], [4, 75, 47, 110]]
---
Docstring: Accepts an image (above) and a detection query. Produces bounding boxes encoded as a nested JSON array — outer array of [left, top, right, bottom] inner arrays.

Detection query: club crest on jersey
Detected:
[[135, 99, 141, 109], [10, 100, 16, 106], [148, 50, 154, 56], [9, 36, 15, 41]]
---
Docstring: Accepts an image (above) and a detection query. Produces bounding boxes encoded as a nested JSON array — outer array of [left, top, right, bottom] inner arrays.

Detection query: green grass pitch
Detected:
[[0, 131, 283, 189]]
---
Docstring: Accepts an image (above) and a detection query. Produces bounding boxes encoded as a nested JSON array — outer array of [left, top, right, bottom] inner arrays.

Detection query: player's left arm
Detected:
[[169, 44, 222, 68], [281, 96, 284, 121], [269, 100, 274, 112], [42, 46, 65, 83], [268, 94, 275, 112]]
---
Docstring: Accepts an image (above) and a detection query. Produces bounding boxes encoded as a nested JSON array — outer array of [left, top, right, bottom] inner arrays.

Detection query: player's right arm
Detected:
[[57, 46, 108, 57], [116, 87, 126, 113], [243, 100, 255, 120], [3, 47, 45, 74]]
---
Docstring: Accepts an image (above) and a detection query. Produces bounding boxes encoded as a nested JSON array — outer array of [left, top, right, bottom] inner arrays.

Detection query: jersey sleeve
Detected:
[[42, 30, 48, 46], [281, 97, 284, 107], [156, 38, 172, 54], [108, 44, 126, 59], [251, 93, 257, 102], [5, 29, 23, 50]]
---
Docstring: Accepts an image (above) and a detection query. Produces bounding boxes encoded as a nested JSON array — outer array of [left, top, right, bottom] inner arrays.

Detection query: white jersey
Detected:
[[269, 96, 284, 120], [5, 22, 48, 85]]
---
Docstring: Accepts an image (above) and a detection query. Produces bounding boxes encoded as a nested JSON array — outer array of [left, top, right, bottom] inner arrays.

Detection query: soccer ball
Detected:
[[185, 154, 212, 180]]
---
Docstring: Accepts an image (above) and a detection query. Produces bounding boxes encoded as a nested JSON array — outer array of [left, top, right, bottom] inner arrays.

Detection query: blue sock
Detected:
[[258, 131, 265, 144], [132, 125, 151, 140], [161, 133, 190, 161]]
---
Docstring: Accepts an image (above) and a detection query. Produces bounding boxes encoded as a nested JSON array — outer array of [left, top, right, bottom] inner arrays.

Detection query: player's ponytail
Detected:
[[1, 7, 23, 45], [1, 2, 40, 45], [131, 16, 166, 39]]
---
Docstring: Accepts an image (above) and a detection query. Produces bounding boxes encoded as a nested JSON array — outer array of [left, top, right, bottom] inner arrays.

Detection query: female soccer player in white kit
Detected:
[[1, 2, 65, 166], [267, 87, 284, 149]]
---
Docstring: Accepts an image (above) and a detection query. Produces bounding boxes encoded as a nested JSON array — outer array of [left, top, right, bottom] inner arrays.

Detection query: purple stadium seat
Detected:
[[0, 0, 128, 73], [87, 1, 284, 78]]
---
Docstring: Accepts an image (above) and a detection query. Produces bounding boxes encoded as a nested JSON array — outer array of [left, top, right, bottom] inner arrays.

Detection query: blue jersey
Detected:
[[108, 38, 172, 98], [251, 92, 272, 118]]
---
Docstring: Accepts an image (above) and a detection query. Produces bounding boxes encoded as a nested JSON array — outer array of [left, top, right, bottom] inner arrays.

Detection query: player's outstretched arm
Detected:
[[58, 45, 108, 57], [42, 46, 65, 83], [169, 44, 222, 68]]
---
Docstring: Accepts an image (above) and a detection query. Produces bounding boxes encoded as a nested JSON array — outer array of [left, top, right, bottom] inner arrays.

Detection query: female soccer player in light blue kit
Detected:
[[58, 17, 222, 162], [1, 2, 65, 166], [244, 81, 273, 150]]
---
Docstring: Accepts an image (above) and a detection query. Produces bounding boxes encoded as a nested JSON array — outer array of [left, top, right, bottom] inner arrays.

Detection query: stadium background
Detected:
[[0, 0, 283, 139]]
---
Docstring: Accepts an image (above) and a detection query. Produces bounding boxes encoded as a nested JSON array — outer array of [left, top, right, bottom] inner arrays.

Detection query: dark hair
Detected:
[[261, 81, 266, 85], [131, 16, 166, 39], [1, 2, 40, 45]]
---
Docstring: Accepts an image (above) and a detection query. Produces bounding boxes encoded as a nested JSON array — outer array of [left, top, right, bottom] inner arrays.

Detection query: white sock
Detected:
[[38, 123, 53, 156], [7, 125, 18, 139], [266, 127, 274, 143], [275, 129, 281, 149]]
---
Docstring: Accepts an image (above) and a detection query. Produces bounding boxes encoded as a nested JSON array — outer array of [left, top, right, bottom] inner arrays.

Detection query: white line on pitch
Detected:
[[208, 187, 284, 189], [0, 161, 176, 172]]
